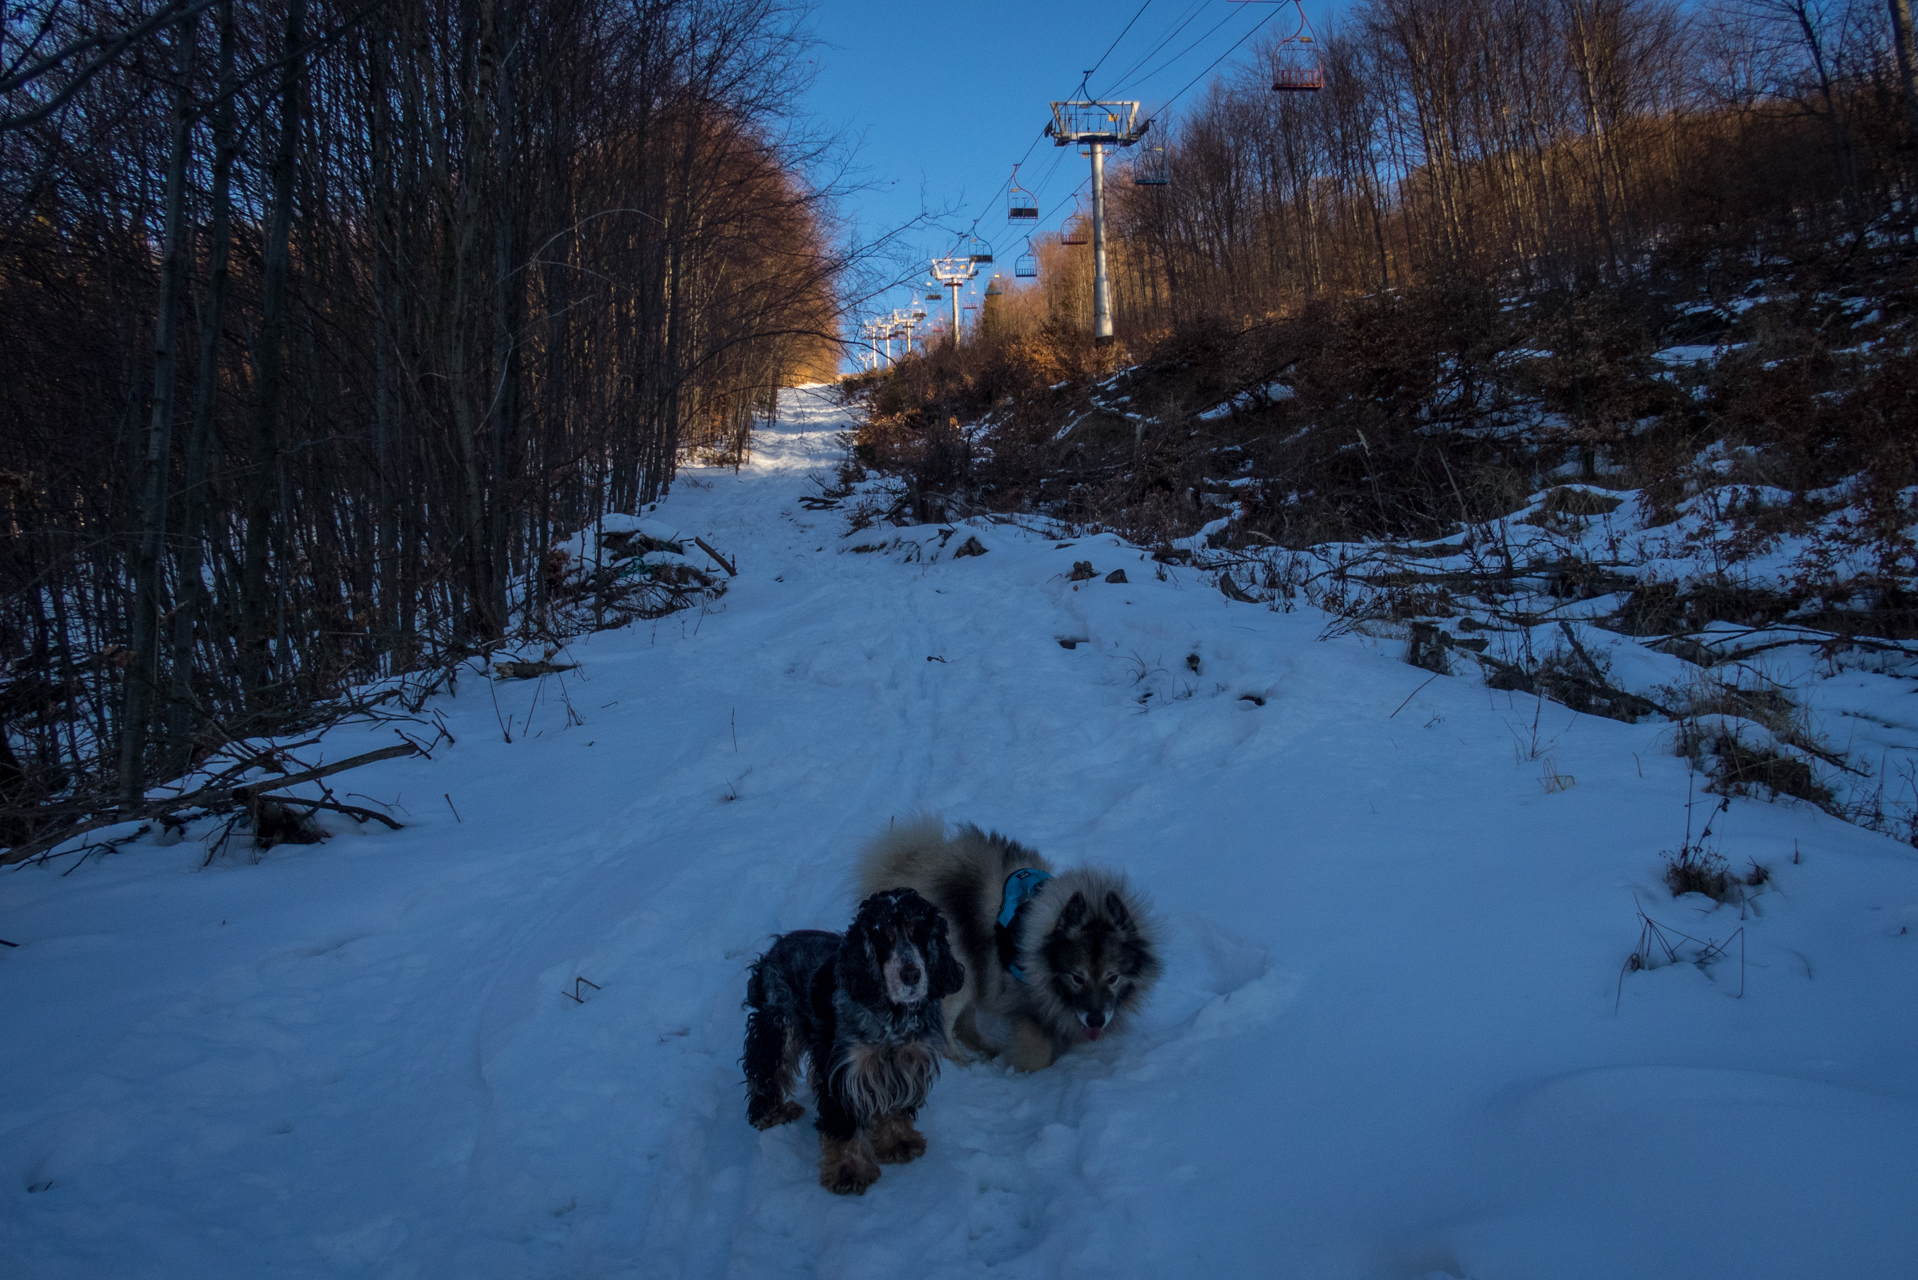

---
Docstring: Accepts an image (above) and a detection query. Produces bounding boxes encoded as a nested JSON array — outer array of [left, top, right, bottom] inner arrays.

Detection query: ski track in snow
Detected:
[[4, 387, 1917, 1279]]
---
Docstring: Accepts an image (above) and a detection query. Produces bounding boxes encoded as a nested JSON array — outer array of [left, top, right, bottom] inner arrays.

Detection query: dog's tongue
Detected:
[[1083, 1025, 1102, 1042]]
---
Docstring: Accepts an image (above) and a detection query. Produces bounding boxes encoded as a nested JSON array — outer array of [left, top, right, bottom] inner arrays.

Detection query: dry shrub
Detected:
[[1516, 289, 1682, 479], [1703, 731, 1835, 808], [1663, 839, 1733, 900], [1669, 670, 1839, 810], [1522, 487, 1625, 534]]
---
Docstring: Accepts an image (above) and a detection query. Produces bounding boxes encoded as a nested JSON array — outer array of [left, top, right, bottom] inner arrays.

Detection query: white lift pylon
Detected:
[[930, 253, 978, 349], [1046, 99, 1148, 347]]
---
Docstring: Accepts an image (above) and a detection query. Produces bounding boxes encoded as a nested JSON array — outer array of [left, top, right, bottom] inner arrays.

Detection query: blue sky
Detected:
[[800, 0, 1316, 317]]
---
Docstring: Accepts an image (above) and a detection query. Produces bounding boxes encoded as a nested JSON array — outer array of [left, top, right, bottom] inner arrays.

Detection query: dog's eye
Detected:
[[1064, 974, 1084, 988], [1103, 974, 1118, 988]]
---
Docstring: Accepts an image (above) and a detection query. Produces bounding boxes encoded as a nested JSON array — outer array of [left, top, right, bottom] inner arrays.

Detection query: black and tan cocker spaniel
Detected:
[[742, 887, 964, 1194]]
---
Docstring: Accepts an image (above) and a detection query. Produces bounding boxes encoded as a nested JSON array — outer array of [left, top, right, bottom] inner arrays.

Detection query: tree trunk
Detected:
[[239, 0, 308, 709], [1889, 0, 1918, 139], [165, 0, 239, 779], [448, 0, 501, 642], [118, 10, 199, 807]]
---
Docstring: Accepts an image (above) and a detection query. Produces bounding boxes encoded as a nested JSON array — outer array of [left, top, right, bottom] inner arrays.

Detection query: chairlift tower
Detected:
[[930, 254, 977, 349], [859, 317, 887, 370], [905, 295, 927, 356], [888, 308, 918, 362], [1047, 97, 1148, 346]]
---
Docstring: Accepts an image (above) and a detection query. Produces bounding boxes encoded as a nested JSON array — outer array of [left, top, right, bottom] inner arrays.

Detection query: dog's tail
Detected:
[[853, 811, 949, 897]]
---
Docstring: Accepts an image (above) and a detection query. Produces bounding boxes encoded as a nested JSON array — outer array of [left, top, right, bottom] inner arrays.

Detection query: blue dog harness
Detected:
[[995, 867, 1053, 983]]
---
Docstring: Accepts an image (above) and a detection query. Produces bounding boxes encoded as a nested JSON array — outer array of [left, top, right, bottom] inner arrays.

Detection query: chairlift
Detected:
[[1007, 165, 1038, 221], [1268, 0, 1325, 91], [968, 234, 994, 264], [1061, 199, 1090, 246], [1131, 142, 1169, 186], [925, 291, 943, 301], [984, 278, 1004, 298], [1014, 238, 1038, 279]]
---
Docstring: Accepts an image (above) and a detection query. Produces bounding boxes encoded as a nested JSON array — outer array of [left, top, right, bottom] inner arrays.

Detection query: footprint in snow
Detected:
[[1133, 915, 1301, 1059]]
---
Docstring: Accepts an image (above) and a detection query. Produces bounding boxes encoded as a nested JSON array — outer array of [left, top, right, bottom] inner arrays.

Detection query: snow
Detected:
[[5, 387, 1917, 1279], [1652, 344, 1728, 365], [1199, 380, 1295, 420]]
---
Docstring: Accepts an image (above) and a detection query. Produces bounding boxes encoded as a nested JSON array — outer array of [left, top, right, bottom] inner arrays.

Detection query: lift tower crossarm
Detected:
[[1047, 101, 1149, 347], [1046, 101, 1148, 146]]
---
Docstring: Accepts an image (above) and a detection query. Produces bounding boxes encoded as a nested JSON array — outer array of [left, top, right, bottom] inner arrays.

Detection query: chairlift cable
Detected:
[[1039, 176, 1092, 226], [938, 0, 1261, 271], [1097, 0, 1214, 98], [1112, 4, 1248, 97], [949, 2, 1158, 236], [1156, 5, 1283, 113], [1085, 0, 1156, 84]]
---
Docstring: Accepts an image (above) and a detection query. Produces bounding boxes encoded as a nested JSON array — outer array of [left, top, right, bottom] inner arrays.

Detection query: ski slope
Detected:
[[4, 386, 1916, 1279]]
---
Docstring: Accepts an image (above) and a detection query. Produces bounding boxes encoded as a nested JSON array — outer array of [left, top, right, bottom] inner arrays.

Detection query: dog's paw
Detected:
[[940, 1040, 979, 1067], [869, 1114, 927, 1164], [748, 1099, 804, 1130], [821, 1157, 880, 1195], [819, 1137, 881, 1195], [1005, 1016, 1059, 1072]]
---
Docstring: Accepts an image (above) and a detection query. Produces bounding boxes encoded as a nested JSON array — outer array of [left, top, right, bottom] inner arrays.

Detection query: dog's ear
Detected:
[[1104, 890, 1132, 929], [836, 933, 886, 1010], [926, 910, 965, 999], [1059, 890, 1088, 929], [836, 900, 887, 1009]]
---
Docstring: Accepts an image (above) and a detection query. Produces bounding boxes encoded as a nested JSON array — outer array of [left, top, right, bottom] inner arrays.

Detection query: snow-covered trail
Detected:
[[5, 387, 1917, 1280]]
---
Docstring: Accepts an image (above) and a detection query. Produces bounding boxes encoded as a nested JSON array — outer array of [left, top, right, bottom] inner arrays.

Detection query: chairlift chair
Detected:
[[1061, 200, 1091, 246], [1132, 143, 1169, 186], [1014, 238, 1038, 278], [968, 234, 994, 264], [1007, 165, 1038, 221], [1268, 0, 1325, 91]]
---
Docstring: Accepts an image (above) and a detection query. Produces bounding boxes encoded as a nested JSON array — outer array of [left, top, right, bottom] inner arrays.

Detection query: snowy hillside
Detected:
[[4, 387, 1915, 1280]]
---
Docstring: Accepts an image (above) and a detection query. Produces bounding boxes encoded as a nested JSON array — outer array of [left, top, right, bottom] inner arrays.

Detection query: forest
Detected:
[[1, 0, 843, 837], [957, 0, 1917, 336], [859, 0, 1917, 556]]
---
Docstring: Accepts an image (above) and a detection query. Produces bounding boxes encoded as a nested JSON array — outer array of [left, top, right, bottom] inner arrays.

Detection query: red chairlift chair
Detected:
[[1061, 199, 1091, 245]]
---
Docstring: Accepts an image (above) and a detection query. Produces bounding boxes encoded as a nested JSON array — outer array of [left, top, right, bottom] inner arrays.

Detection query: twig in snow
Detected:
[[488, 672, 512, 743], [1617, 892, 1746, 1012], [1390, 674, 1441, 719], [393, 727, 436, 759], [693, 536, 736, 576], [5, 744, 420, 868]]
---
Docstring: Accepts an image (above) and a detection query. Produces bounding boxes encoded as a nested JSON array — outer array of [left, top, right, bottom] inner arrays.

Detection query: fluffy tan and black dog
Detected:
[[856, 816, 1161, 1071]]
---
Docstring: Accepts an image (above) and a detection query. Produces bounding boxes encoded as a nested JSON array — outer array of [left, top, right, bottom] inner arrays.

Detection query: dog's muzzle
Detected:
[[883, 942, 929, 1005]]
